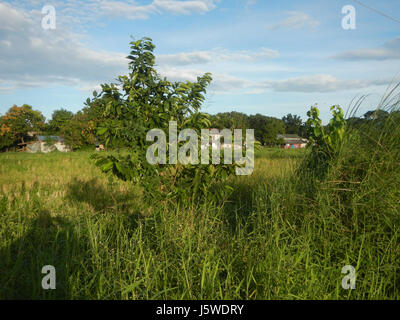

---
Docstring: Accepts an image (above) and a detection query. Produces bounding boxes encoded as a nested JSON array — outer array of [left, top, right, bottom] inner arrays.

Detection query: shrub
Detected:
[[302, 104, 346, 179], [87, 37, 238, 204], [301, 85, 400, 231]]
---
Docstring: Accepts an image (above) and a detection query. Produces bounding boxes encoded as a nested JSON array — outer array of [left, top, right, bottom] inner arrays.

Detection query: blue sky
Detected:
[[1, 0, 400, 122]]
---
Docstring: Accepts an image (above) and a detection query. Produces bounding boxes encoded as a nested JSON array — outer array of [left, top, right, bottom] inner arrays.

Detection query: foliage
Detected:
[[249, 114, 285, 146], [210, 112, 291, 146], [300, 87, 400, 240], [302, 104, 346, 176], [282, 113, 304, 136], [47, 109, 74, 134], [0, 104, 45, 149], [347, 109, 390, 130], [0, 125, 14, 151], [87, 37, 236, 202], [60, 111, 97, 150], [363, 109, 389, 121], [210, 111, 250, 130]]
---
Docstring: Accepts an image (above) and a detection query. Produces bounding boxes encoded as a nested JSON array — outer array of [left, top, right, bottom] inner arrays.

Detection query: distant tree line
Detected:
[[208, 112, 307, 146], [0, 105, 98, 151], [0, 103, 395, 151]]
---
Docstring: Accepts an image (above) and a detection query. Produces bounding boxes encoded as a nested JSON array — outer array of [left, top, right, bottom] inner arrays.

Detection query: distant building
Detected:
[[202, 130, 241, 150], [277, 134, 308, 149], [26, 135, 71, 153]]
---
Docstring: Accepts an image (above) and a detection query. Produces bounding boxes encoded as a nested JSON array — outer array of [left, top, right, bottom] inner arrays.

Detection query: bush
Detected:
[[87, 37, 238, 203], [301, 85, 400, 259]]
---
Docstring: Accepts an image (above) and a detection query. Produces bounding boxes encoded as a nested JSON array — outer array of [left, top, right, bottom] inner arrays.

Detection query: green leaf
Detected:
[[101, 161, 114, 172], [97, 127, 108, 135]]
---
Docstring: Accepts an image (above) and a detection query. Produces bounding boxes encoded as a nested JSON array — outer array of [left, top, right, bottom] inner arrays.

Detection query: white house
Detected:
[[277, 134, 308, 149], [27, 136, 71, 153]]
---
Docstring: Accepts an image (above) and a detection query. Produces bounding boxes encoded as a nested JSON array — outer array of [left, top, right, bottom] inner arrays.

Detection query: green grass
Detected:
[[0, 145, 398, 299]]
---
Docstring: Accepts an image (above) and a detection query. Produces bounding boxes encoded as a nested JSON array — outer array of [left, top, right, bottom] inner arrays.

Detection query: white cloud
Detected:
[[0, 2, 391, 98], [269, 11, 320, 30], [157, 51, 213, 65], [157, 66, 203, 82], [153, 0, 215, 15], [99, 0, 218, 20], [156, 47, 279, 66], [8, 0, 218, 25], [0, 84, 15, 94], [99, 1, 157, 20], [1, 2, 272, 94], [261, 74, 390, 93], [214, 47, 280, 62], [157, 66, 251, 93], [211, 73, 250, 92], [0, 2, 127, 91], [156, 68, 388, 95], [333, 37, 400, 60]]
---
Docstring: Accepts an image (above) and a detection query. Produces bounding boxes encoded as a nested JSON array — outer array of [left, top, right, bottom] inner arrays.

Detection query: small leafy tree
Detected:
[[0, 104, 45, 149], [282, 113, 304, 136], [87, 37, 237, 203], [60, 112, 97, 150], [303, 105, 346, 175], [211, 112, 250, 130], [249, 114, 285, 146], [47, 109, 74, 134]]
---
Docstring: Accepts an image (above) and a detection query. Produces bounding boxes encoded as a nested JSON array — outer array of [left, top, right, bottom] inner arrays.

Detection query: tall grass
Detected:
[[0, 86, 399, 299]]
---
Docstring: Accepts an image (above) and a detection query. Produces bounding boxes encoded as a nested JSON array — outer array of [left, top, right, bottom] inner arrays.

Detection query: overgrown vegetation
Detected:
[[0, 145, 397, 300], [0, 96, 399, 299], [0, 37, 399, 300]]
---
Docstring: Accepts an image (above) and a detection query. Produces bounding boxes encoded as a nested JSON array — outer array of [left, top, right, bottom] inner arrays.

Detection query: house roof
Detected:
[[277, 134, 302, 139], [37, 135, 64, 142], [277, 134, 308, 145], [284, 140, 306, 145]]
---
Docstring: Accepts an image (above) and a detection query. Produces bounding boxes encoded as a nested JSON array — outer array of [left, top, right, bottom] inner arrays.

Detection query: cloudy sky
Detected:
[[0, 0, 399, 122]]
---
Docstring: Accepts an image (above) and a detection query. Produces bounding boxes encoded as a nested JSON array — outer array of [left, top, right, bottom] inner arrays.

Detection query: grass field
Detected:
[[0, 148, 398, 299]]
